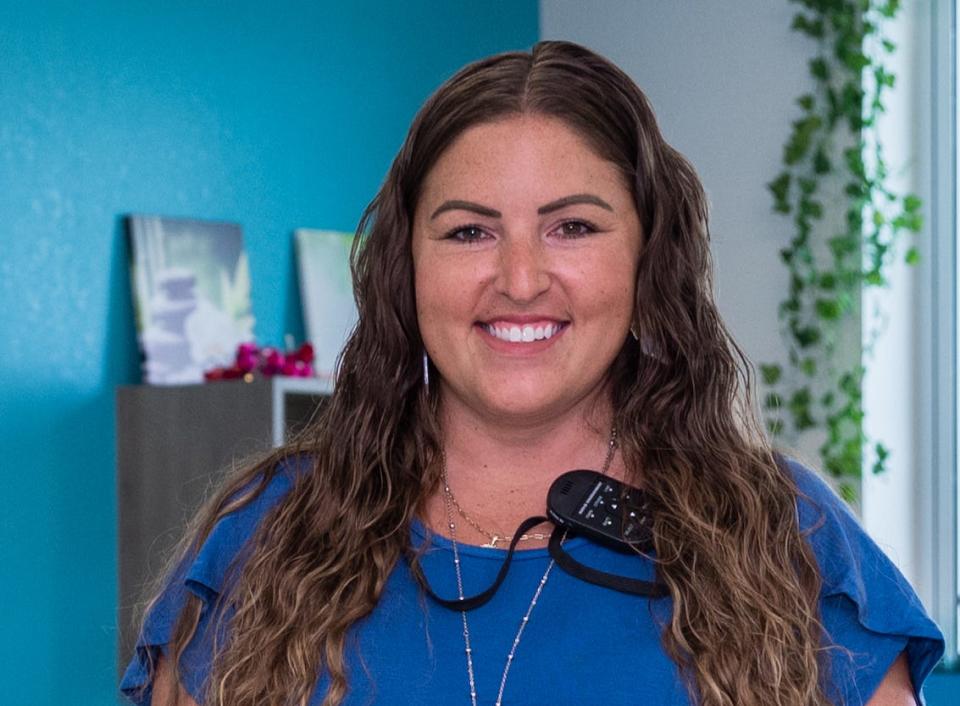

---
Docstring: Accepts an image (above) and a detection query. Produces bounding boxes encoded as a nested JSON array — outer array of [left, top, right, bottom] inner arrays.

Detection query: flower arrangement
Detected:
[[204, 341, 315, 382]]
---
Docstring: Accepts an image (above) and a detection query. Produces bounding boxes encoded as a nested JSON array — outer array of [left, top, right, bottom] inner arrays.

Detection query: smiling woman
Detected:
[[412, 115, 641, 433], [121, 41, 943, 706]]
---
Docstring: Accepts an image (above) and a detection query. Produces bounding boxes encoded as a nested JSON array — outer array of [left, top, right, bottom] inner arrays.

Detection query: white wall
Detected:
[[542, 0, 812, 381], [541, 0, 931, 599], [859, 1, 932, 606]]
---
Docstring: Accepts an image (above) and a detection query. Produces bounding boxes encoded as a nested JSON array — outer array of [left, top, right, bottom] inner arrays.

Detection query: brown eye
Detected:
[[445, 225, 489, 243], [557, 220, 597, 238]]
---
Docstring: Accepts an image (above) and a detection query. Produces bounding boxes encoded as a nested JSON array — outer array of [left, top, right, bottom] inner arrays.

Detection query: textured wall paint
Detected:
[[0, 2, 537, 703]]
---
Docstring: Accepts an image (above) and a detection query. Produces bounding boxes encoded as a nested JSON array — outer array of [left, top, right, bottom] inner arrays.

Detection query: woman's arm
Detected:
[[866, 652, 916, 706], [151, 655, 200, 706]]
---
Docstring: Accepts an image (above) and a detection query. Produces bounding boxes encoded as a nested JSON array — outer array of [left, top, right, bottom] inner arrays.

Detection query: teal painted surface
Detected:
[[927, 670, 960, 704], [0, 2, 537, 704]]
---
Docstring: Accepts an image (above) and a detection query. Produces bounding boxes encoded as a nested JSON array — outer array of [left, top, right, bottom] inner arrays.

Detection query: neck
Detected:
[[426, 389, 625, 545]]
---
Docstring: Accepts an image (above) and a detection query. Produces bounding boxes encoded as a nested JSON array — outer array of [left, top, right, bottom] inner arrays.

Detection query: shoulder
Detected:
[[185, 455, 310, 600], [120, 455, 311, 703], [777, 456, 945, 705]]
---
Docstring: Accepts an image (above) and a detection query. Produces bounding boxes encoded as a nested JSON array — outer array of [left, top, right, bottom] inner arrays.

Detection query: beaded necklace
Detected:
[[440, 428, 618, 706]]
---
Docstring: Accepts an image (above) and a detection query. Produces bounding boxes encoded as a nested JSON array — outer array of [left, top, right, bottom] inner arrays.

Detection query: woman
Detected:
[[122, 40, 944, 706]]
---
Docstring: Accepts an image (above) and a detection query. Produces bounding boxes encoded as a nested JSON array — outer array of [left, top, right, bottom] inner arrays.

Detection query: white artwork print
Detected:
[[295, 229, 357, 379]]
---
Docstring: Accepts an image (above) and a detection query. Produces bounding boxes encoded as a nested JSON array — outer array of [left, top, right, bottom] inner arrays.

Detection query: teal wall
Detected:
[[0, 2, 537, 703]]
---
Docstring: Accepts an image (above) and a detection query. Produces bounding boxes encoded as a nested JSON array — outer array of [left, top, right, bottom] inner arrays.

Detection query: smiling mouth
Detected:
[[480, 321, 569, 343]]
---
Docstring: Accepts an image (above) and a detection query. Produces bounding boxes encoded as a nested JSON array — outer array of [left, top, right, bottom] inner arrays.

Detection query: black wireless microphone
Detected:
[[547, 469, 654, 551]]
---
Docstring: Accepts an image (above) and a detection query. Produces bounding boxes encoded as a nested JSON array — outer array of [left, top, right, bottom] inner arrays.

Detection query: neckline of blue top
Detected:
[[408, 517, 590, 560]]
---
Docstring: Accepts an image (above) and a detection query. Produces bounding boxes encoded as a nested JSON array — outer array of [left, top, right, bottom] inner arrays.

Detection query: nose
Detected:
[[495, 235, 551, 303]]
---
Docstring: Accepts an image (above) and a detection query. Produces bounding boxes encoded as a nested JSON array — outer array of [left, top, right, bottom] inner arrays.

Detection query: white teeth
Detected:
[[485, 322, 563, 343]]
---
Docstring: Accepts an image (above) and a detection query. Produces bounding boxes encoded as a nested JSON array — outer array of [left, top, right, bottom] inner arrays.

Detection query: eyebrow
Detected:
[[429, 193, 614, 220]]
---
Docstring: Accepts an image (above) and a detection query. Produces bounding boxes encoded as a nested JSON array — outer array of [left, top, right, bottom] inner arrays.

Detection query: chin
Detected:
[[479, 391, 568, 421]]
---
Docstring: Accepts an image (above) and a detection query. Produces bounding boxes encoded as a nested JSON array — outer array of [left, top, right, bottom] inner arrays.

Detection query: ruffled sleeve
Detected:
[[787, 459, 945, 705], [119, 461, 301, 704]]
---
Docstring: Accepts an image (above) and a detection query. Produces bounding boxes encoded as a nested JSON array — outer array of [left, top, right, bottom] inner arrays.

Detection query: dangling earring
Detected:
[[422, 350, 430, 390]]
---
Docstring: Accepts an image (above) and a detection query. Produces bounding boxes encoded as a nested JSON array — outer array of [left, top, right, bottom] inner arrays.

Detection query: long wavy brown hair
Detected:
[[141, 40, 833, 706]]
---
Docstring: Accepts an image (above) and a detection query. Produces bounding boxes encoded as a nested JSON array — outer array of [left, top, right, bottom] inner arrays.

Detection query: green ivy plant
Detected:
[[760, 0, 922, 501]]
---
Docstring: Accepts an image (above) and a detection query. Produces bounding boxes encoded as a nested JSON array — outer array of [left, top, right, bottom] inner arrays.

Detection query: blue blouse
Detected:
[[121, 458, 944, 705]]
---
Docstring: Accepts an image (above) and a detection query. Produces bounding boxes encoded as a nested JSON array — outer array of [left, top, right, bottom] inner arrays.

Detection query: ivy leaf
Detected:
[[828, 235, 857, 258], [815, 298, 841, 320], [779, 297, 801, 315], [800, 357, 817, 376], [800, 199, 824, 219], [846, 208, 864, 231], [905, 247, 919, 265], [910, 213, 924, 231], [878, 68, 896, 88], [785, 116, 822, 164], [796, 93, 816, 111], [791, 13, 825, 38], [903, 193, 922, 212], [768, 172, 792, 212], [882, 39, 896, 53], [809, 57, 830, 81], [844, 181, 864, 198], [872, 442, 890, 475], [794, 324, 822, 347], [844, 52, 871, 73], [813, 147, 832, 174], [760, 363, 782, 385], [864, 270, 885, 286], [843, 146, 866, 179]]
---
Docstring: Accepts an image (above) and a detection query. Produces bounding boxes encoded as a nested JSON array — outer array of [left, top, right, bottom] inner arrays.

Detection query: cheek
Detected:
[[414, 257, 469, 341], [571, 255, 638, 319]]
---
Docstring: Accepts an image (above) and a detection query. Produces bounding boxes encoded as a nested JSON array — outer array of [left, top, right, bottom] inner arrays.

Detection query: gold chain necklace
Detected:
[[444, 427, 618, 548]]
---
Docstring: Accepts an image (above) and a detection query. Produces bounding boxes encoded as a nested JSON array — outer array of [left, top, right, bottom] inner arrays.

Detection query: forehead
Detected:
[[416, 114, 629, 211]]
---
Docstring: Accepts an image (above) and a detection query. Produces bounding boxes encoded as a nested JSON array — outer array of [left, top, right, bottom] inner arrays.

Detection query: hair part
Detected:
[[136, 40, 833, 706]]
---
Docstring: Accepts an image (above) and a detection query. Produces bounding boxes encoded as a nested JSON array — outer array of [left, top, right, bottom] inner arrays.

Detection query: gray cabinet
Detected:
[[116, 376, 331, 672]]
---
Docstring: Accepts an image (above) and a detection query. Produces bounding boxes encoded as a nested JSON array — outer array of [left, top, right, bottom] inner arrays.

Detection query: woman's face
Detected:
[[411, 114, 642, 425]]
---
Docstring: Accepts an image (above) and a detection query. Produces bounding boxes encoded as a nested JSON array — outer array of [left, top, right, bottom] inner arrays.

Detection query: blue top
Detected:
[[121, 458, 944, 705]]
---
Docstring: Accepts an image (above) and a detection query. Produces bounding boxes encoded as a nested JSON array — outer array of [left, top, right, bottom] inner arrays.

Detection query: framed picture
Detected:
[[127, 215, 255, 385], [295, 228, 357, 379]]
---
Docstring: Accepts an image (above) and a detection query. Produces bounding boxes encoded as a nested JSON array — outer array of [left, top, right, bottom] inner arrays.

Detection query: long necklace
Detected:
[[445, 427, 618, 549], [441, 427, 618, 706]]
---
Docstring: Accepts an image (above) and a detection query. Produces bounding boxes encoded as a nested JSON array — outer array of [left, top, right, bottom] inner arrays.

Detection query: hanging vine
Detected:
[[761, 0, 921, 501]]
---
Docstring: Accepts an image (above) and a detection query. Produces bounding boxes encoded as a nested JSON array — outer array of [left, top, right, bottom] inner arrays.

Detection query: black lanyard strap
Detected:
[[412, 515, 670, 611], [412, 515, 551, 611], [547, 527, 669, 598]]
